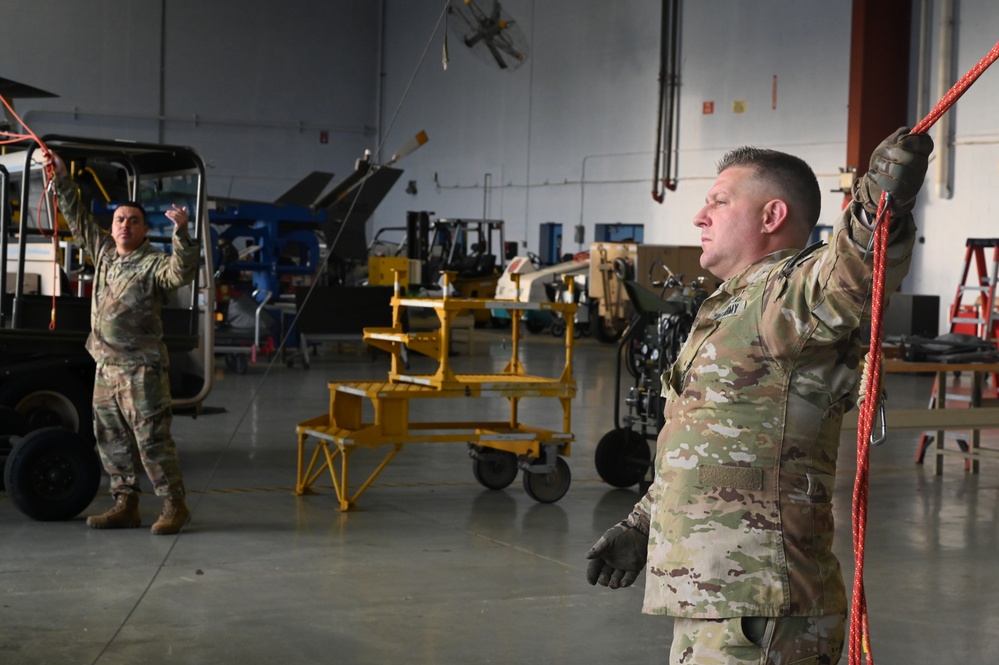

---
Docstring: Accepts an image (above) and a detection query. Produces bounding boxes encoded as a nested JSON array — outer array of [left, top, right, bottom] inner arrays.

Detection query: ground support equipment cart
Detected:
[[594, 269, 706, 490], [295, 271, 578, 510], [213, 289, 274, 374]]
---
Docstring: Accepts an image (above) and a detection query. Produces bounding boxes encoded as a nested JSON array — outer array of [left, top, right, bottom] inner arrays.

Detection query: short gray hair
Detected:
[[717, 147, 821, 230]]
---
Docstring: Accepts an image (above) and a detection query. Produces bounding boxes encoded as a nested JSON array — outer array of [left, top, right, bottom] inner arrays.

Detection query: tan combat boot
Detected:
[[86, 493, 141, 529], [150, 496, 191, 535]]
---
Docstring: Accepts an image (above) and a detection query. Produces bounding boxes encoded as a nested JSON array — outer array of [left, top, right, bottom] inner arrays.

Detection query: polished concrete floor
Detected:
[[3, 328, 999, 664]]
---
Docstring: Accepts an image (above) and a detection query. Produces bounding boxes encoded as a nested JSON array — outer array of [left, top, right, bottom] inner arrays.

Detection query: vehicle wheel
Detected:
[[525, 319, 546, 334], [472, 450, 519, 490], [3, 427, 102, 521], [0, 372, 93, 440], [594, 428, 651, 488], [550, 320, 566, 337], [523, 456, 571, 503], [593, 316, 623, 344]]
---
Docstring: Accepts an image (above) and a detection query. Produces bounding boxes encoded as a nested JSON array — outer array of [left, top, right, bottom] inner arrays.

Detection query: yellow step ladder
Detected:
[[295, 271, 578, 510]]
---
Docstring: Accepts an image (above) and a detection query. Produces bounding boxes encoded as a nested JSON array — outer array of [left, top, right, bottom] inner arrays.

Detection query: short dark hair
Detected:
[[113, 201, 148, 225], [717, 147, 821, 231]]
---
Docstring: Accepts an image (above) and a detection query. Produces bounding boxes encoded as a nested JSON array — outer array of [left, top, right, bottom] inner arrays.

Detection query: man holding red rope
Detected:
[[44, 151, 199, 536], [586, 127, 933, 664]]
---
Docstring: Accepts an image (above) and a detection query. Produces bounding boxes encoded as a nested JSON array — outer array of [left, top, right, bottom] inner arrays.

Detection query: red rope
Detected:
[[1, 93, 61, 330], [849, 39, 999, 665]]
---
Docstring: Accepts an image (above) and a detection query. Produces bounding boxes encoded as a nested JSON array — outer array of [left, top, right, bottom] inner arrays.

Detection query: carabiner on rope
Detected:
[[870, 391, 888, 447], [862, 192, 893, 263]]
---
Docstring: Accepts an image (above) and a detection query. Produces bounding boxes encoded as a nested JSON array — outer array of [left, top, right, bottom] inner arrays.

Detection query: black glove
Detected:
[[585, 520, 649, 589], [853, 126, 934, 217]]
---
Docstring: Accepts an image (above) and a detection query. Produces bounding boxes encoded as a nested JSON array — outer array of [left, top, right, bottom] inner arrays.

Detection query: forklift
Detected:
[[369, 211, 506, 326]]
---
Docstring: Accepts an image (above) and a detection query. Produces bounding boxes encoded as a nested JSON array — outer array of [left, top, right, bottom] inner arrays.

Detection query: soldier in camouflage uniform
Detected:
[[46, 152, 200, 536], [586, 128, 934, 664]]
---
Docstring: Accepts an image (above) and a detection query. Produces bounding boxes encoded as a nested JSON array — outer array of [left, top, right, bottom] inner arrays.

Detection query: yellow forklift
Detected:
[[369, 213, 506, 325]]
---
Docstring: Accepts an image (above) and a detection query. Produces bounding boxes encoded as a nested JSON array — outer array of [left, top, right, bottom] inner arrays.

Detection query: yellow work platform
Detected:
[[295, 271, 578, 510]]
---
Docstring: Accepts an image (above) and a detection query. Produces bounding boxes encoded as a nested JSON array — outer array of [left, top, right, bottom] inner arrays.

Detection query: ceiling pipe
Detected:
[[651, 0, 681, 203], [936, 0, 954, 199], [22, 107, 373, 136]]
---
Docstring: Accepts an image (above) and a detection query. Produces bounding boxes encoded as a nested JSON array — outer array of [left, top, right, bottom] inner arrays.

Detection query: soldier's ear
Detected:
[[760, 199, 788, 234]]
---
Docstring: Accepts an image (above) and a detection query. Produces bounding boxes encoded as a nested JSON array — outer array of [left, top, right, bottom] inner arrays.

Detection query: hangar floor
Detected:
[[2, 328, 998, 664]]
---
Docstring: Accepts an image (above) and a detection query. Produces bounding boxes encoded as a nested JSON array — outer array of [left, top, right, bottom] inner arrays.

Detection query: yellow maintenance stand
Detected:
[[295, 271, 578, 510]]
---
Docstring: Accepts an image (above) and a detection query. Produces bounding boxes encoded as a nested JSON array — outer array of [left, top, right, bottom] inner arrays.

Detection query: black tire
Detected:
[[522, 456, 571, 503], [472, 450, 519, 490], [4, 427, 102, 521], [594, 428, 652, 488], [525, 318, 546, 334], [0, 372, 93, 441], [593, 316, 623, 344], [233, 354, 248, 374]]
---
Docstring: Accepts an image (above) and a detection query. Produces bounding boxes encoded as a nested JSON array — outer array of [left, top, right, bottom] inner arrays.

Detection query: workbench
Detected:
[[842, 359, 999, 474]]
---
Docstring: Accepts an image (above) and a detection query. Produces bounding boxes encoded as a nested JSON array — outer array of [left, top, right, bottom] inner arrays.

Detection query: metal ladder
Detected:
[[948, 238, 999, 340]]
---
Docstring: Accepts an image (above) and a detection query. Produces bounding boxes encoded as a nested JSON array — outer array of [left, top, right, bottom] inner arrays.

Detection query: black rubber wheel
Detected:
[[522, 456, 571, 503], [225, 354, 249, 374], [594, 316, 623, 344], [0, 372, 93, 440], [525, 318, 546, 334], [3, 427, 102, 521], [233, 354, 248, 374], [550, 320, 566, 337], [472, 450, 519, 490], [594, 428, 652, 488]]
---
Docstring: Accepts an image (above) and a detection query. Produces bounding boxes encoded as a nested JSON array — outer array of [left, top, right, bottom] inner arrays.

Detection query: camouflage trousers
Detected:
[[669, 613, 845, 665], [93, 362, 185, 499]]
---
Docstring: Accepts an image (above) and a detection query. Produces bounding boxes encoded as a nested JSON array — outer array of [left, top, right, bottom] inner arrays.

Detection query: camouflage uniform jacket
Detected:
[[635, 200, 915, 619], [54, 175, 199, 367]]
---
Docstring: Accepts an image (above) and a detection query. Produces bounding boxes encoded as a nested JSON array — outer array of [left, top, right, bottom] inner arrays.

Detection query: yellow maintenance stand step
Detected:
[[295, 271, 578, 510]]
